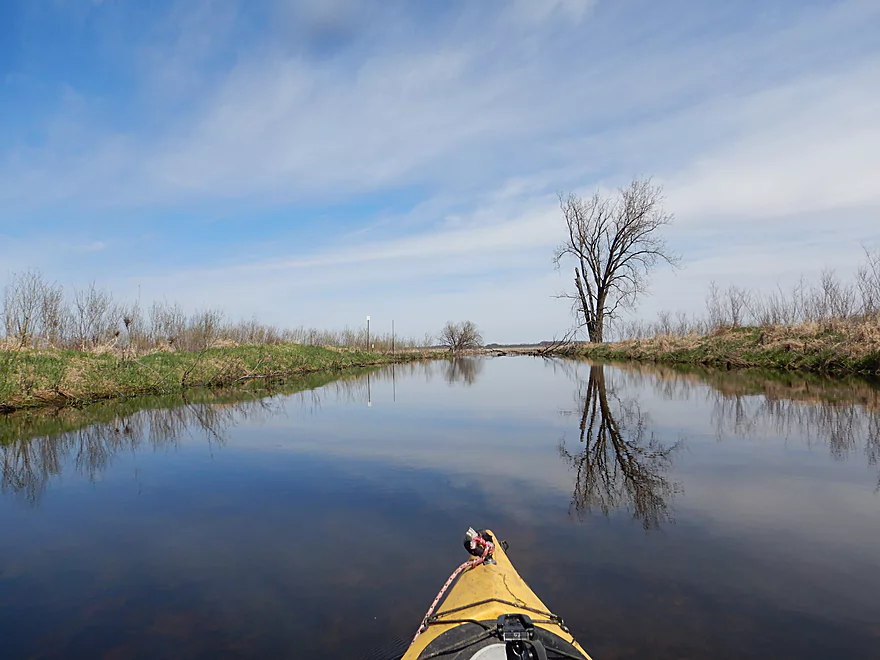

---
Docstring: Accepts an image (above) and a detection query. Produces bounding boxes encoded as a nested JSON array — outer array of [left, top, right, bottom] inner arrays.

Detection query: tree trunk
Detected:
[[575, 268, 600, 343], [590, 292, 607, 343]]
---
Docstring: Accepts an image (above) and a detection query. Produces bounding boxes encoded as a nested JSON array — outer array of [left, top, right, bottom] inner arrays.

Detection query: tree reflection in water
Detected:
[[708, 384, 880, 490], [558, 363, 681, 530], [1, 395, 276, 506], [616, 362, 880, 490], [442, 357, 483, 386]]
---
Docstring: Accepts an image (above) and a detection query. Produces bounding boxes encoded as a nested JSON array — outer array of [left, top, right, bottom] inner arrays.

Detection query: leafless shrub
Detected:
[[149, 300, 187, 348], [3, 270, 48, 347], [39, 282, 68, 347], [857, 246, 880, 318], [655, 310, 673, 336], [186, 309, 225, 351], [118, 301, 148, 358], [705, 281, 725, 331], [228, 318, 283, 346], [674, 311, 691, 336], [724, 285, 751, 328], [763, 284, 793, 326], [73, 283, 116, 350], [807, 269, 856, 322], [438, 320, 483, 353]]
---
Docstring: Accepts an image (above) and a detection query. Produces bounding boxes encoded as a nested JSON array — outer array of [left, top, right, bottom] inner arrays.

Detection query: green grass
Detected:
[[0, 344, 413, 413], [0, 368, 377, 447]]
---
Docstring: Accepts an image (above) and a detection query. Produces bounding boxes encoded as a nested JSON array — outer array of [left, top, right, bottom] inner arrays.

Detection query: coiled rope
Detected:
[[408, 533, 495, 649]]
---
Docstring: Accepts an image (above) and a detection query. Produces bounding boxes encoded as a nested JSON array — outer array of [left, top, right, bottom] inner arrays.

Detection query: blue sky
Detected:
[[1, 0, 879, 343]]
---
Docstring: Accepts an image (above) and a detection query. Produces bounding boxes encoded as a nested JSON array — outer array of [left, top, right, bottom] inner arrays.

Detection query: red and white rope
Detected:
[[408, 534, 495, 648]]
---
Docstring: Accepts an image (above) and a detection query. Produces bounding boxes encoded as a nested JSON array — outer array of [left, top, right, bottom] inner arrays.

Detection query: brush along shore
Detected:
[[0, 343, 424, 413], [562, 321, 880, 376]]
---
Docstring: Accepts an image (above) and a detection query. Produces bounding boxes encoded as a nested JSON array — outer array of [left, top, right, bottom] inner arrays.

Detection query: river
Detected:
[[1, 357, 879, 659]]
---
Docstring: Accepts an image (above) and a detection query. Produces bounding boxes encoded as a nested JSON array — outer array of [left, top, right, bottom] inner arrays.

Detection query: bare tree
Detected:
[[438, 321, 483, 353], [857, 246, 880, 318], [554, 178, 679, 343]]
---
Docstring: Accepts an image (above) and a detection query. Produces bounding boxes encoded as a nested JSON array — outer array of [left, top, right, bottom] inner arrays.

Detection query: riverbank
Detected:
[[0, 344, 420, 413], [563, 322, 880, 376]]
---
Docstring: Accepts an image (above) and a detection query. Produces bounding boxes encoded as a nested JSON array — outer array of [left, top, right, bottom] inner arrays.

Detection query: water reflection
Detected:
[[321, 359, 483, 407], [709, 386, 880, 490], [4, 359, 879, 513], [558, 363, 682, 529], [607, 362, 880, 489], [3, 358, 880, 659], [0, 393, 276, 506], [0, 360, 492, 507], [442, 357, 483, 386]]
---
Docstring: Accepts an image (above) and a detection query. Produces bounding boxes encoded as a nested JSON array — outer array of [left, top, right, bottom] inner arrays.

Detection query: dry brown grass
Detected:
[[570, 319, 880, 376]]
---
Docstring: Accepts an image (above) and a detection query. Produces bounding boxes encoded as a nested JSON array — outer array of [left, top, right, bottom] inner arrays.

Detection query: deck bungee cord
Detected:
[[401, 528, 593, 660]]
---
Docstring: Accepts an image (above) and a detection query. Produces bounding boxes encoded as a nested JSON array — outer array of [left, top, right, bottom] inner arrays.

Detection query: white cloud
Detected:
[[506, 0, 596, 24], [666, 60, 880, 221]]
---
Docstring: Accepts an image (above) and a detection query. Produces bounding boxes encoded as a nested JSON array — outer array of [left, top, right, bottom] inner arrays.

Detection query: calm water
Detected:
[[2, 358, 879, 659]]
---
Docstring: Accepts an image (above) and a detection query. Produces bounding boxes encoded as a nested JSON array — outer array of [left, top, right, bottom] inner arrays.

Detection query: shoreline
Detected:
[[0, 344, 426, 414], [6, 324, 879, 415], [553, 323, 880, 377]]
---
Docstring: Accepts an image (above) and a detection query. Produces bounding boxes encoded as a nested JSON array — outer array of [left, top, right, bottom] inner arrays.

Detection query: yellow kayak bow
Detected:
[[402, 528, 593, 660]]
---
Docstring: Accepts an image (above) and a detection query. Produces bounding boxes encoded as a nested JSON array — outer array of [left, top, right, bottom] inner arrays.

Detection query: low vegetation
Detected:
[[561, 247, 880, 376], [0, 271, 444, 412], [0, 369, 373, 447], [0, 344, 414, 413], [571, 321, 880, 375], [2, 271, 432, 354]]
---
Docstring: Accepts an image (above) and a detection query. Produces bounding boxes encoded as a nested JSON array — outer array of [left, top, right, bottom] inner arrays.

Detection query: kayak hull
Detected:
[[402, 530, 592, 660]]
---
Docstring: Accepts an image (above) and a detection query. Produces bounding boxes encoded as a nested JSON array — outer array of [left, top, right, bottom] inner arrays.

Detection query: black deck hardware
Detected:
[[498, 614, 535, 642]]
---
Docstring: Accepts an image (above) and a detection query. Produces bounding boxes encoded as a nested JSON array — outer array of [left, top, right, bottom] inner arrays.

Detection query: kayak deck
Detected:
[[402, 529, 592, 660]]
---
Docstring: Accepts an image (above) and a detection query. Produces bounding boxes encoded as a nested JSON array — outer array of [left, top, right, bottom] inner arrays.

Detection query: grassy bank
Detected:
[[0, 367, 380, 448], [0, 344, 415, 413], [566, 321, 880, 376]]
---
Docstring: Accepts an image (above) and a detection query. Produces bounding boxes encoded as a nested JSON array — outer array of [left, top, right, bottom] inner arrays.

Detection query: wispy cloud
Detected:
[[666, 59, 880, 221], [6, 0, 876, 208], [79, 240, 107, 252]]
